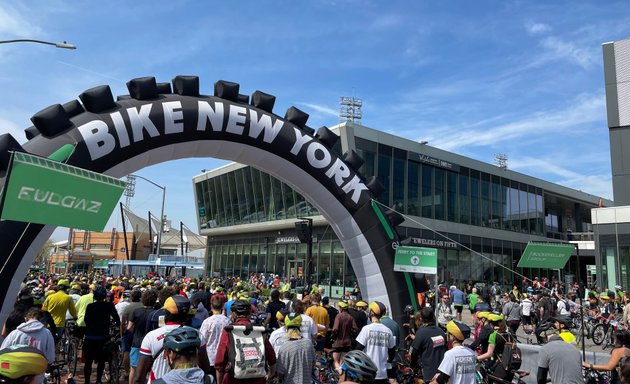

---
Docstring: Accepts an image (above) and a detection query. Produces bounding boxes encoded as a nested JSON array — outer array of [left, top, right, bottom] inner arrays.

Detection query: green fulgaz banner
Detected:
[[394, 246, 438, 274], [517, 242, 575, 269], [0, 152, 126, 231]]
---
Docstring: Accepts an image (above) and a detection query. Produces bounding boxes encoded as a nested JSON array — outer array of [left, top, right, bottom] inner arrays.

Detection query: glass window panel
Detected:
[[470, 171, 480, 226], [377, 144, 392, 205], [356, 138, 377, 179], [446, 249, 458, 285], [481, 173, 490, 227], [408, 162, 419, 216], [318, 242, 332, 288], [213, 177, 224, 226], [233, 243, 242, 278], [519, 186, 528, 233], [501, 179, 510, 231], [460, 249, 471, 282], [421, 164, 434, 218], [459, 171, 470, 224], [259, 172, 272, 220], [242, 168, 255, 223], [270, 177, 284, 220], [509, 184, 520, 232], [438, 248, 447, 283], [435, 169, 445, 220], [482, 240, 492, 282], [393, 149, 406, 212], [536, 193, 544, 235], [471, 237, 482, 282], [250, 168, 266, 223], [281, 182, 296, 219], [528, 187, 537, 234], [332, 242, 345, 287], [447, 171, 458, 222], [264, 244, 274, 274], [491, 176, 501, 229]]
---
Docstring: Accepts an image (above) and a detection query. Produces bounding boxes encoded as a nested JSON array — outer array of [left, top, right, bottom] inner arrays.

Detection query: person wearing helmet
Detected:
[[1, 308, 55, 365], [268, 309, 290, 356], [0, 345, 50, 384], [429, 320, 475, 384], [41, 278, 77, 338], [152, 327, 212, 384], [331, 301, 359, 369], [84, 285, 121, 384], [355, 301, 396, 382], [537, 319, 583, 384], [409, 307, 446, 381], [468, 311, 492, 354], [276, 313, 316, 384], [215, 299, 276, 384], [552, 315, 577, 345], [477, 314, 516, 382], [338, 350, 378, 384], [137, 295, 211, 384]]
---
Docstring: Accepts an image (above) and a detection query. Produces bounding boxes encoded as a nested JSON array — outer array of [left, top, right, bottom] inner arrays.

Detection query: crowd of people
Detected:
[[3, 271, 630, 384]]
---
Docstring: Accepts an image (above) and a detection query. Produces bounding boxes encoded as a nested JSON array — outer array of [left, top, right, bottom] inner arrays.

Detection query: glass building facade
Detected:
[[194, 123, 606, 296]]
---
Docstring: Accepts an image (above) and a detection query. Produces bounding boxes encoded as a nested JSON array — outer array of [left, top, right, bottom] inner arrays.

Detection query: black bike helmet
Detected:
[[163, 326, 200, 353], [341, 350, 378, 382], [404, 305, 414, 314], [552, 315, 571, 327], [232, 299, 251, 316]]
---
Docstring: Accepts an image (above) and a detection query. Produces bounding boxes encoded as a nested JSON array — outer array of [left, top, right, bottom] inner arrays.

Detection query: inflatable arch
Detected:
[[0, 76, 423, 325]]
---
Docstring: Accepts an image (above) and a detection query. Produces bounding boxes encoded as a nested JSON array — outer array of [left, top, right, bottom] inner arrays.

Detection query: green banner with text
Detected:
[[394, 246, 438, 274], [517, 242, 575, 269], [0, 152, 125, 231]]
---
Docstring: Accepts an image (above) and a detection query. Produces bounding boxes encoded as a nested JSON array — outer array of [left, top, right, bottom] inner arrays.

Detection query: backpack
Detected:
[[498, 333, 522, 371], [226, 324, 267, 379]]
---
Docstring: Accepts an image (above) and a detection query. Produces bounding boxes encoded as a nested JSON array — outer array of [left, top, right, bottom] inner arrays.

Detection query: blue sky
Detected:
[[0, 1, 628, 242]]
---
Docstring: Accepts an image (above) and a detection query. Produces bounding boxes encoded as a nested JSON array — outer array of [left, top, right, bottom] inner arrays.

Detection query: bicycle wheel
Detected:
[[592, 323, 606, 345]]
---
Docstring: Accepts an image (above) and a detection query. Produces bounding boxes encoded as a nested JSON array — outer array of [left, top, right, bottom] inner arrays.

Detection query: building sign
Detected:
[[93, 260, 109, 268], [406, 237, 459, 249], [54, 262, 66, 268], [0, 152, 126, 231], [516, 242, 574, 269], [409, 152, 459, 171], [394, 246, 438, 274], [275, 235, 318, 244]]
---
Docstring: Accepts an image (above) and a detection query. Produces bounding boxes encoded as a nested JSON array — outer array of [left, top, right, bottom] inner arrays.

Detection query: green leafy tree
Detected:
[[34, 239, 55, 267]]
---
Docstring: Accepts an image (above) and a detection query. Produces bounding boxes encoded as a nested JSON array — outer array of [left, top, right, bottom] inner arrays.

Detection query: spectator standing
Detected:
[[537, 327, 583, 384], [199, 296, 230, 381], [264, 289, 286, 331], [355, 301, 396, 383], [409, 308, 446, 380], [451, 286, 466, 321], [502, 294, 522, 334], [276, 314, 316, 384], [128, 289, 158, 384], [520, 294, 534, 334], [84, 286, 121, 384], [305, 293, 329, 352], [331, 301, 358, 369], [435, 294, 455, 330]]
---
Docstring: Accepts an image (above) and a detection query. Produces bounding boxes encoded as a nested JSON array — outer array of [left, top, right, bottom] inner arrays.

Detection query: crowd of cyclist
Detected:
[[3, 272, 630, 384]]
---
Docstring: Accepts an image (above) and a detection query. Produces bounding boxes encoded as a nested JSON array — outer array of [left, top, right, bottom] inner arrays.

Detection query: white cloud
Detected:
[[540, 36, 597, 69], [0, 4, 41, 37], [428, 93, 604, 151], [525, 22, 551, 35], [0, 116, 27, 143], [299, 102, 339, 117], [509, 156, 612, 199]]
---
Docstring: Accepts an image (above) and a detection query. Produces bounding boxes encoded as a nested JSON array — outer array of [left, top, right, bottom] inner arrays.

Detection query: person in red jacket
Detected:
[[215, 300, 276, 384]]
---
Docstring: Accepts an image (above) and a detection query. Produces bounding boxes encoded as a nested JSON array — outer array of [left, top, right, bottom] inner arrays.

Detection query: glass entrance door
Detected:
[[288, 259, 305, 287]]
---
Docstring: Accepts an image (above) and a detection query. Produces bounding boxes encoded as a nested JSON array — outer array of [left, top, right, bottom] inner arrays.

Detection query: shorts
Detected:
[[130, 347, 140, 368], [522, 315, 531, 325], [122, 331, 133, 352], [454, 304, 463, 313]]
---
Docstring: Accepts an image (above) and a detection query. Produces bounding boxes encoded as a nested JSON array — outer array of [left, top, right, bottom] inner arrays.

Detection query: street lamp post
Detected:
[[0, 39, 76, 49], [129, 175, 166, 258]]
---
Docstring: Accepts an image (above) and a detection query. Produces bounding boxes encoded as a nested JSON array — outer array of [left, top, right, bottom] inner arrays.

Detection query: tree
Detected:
[[34, 239, 55, 267]]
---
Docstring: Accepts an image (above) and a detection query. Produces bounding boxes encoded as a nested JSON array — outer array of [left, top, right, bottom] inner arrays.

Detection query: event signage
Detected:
[[406, 237, 459, 249], [516, 242, 575, 269], [77, 98, 369, 205], [93, 260, 109, 268], [0, 152, 126, 231], [394, 246, 438, 274], [409, 152, 459, 171]]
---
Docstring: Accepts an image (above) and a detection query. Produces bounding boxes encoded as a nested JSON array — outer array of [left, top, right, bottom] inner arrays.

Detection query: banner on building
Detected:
[[517, 242, 575, 269], [394, 246, 438, 274], [0, 152, 126, 231]]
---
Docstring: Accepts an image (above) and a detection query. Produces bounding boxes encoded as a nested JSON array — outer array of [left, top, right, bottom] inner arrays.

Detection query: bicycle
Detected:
[[314, 348, 338, 384], [476, 362, 529, 384], [396, 361, 423, 384], [55, 321, 79, 375], [44, 361, 66, 384], [101, 325, 122, 384], [583, 366, 611, 384]]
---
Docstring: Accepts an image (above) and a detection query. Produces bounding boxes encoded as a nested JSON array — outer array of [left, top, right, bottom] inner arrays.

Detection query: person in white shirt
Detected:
[[556, 294, 571, 316], [269, 309, 290, 356], [435, 294, 455, 329], [198, 296, 230, 381], [430, 320, 476, 384], [520, 294, 534, 333], [355, 301, 396, 382]]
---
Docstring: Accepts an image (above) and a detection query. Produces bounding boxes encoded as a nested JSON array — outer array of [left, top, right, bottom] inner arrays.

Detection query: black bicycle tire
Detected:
[[592, 323, 606, 345]]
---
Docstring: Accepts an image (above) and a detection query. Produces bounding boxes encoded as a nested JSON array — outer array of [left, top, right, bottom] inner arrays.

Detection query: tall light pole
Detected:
[[129, 175, 166, 257], [0, 39, 76, 49]]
